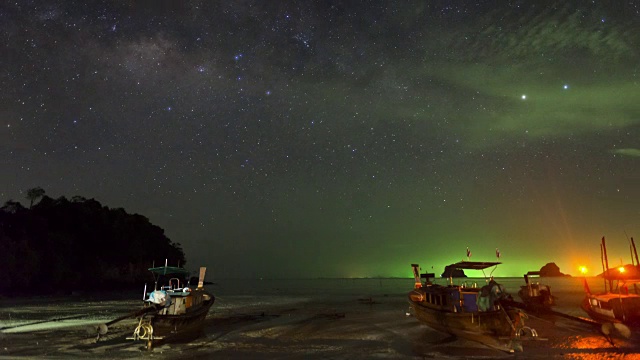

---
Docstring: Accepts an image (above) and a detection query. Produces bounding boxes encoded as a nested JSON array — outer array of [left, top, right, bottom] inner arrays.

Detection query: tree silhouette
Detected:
[[26, 187, 46, 208], [1, 200, 26, 214], [0, 193, 186, 295]]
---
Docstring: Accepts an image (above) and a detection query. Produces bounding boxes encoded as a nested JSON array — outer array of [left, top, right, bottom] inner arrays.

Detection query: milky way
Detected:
[[2, 1, 639, 277]]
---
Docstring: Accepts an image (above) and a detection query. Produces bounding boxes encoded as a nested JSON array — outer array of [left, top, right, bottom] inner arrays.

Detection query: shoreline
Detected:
[[2, 292, 639, 359]]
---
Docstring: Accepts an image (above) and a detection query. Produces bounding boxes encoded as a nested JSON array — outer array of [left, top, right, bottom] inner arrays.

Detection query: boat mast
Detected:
[[631, 236, 639, 266], [198, 267, 207, 289], [602, 237, 612, 292], [625, 231, 636, 266], [600, 240, 607, 293], [630, 236, 640, 295], [411, 264, 422, 289]]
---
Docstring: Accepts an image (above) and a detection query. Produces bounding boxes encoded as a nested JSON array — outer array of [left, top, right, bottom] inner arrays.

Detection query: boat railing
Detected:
[[169, 278, 181, 289], [158, 278, 183, 292], [412, 285, 482, 313], [461, 281, 478, 288]]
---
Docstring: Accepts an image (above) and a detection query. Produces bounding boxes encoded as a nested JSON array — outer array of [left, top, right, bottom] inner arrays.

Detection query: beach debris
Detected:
[[97, 323, 108, 335], [601, 322, 631, 345], [613, 323, 631, 339], [312, 312, 345, 320], [357, 297, 379, 305], [508, 340, 522, 352]]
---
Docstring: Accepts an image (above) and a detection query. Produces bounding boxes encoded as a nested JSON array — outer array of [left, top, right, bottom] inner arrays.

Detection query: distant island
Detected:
[[441, 265, 467, 278], [0, 188, 186, 296], [537, 262, 571, 277]]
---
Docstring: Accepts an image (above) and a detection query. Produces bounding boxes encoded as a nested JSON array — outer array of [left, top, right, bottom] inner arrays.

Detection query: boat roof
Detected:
[[148, 266, 191, 276], [447, 261, 501, 270], [525, 271, 541, 276], [601, 265, 640, 282]]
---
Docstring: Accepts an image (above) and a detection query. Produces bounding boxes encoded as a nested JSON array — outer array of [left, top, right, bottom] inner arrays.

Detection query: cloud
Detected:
[[611, 148, 640, 157], [479, 9, 634, 60], [409, 62, 640, 148]]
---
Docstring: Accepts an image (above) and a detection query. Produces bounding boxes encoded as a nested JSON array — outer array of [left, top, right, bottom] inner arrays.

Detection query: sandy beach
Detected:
[[2, 278, 640, 359]]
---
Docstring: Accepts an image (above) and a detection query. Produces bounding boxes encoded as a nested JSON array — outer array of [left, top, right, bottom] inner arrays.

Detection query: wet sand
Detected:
[[2, 292, 640, 359]]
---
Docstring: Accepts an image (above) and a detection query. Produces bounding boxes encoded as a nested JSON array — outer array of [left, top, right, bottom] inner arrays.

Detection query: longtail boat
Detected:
[[517, 271, 555, 312], [408, 261, 539, 353], [96, 263, 214, 349], [126, 264, 215, 349], [581, 236, 640, 332]]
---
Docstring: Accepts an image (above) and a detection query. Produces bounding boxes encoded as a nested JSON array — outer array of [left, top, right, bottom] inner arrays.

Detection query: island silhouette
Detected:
[[0, 188, 185, 296]]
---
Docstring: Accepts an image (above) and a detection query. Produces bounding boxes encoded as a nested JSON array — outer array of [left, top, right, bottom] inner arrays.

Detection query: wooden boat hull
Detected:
[[518, 291, 554, 313], [125, 265, 215, 349], [518, 272, 555, 311], [130, 290, 215, 348], [407, 262, 536, 352], [581, 295, 640, 326], [150, 295, 215, 337], [408, 294, 519, 352], [409, 295, 514, 336]]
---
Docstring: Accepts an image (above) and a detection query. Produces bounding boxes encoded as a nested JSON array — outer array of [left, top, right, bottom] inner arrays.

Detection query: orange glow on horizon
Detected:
[[619, 266, 625, 273]]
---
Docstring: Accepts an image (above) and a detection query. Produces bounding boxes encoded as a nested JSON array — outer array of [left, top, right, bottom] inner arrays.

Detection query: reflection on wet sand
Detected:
[[1, 278, 640, 359]]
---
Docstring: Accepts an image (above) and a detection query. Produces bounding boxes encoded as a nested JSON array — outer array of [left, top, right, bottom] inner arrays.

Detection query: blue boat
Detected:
[[408, 261, 538, 353]]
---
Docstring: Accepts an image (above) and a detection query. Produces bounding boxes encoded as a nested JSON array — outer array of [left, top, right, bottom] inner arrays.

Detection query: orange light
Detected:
[[579, 266, 588, 275], [619, 266, 625, 273]]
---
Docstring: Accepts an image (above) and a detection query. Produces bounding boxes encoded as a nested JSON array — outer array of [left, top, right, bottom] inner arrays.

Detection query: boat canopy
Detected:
[[601, 264, 640, 282], [448, 261, 501, 270], [148, 266, 191, 276]]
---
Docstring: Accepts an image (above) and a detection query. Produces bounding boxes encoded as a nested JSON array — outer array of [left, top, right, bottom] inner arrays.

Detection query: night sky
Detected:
[[2, 1, 639, 278]]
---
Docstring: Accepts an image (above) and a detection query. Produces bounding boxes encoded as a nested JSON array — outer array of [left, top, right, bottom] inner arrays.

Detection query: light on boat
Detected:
[[579, 266, 588, 275]]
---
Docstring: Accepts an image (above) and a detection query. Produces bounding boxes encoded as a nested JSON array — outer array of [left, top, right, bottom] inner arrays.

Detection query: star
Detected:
[[2, 0, 638, 281]]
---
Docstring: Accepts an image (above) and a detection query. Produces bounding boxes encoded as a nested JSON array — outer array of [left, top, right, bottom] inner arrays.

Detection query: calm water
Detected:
[[213, 275, 596, 295], [212, 275, 595, 310]]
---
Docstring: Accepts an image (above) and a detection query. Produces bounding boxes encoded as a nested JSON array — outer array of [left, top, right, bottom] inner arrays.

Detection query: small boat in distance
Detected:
[[126, 263, 215, 349], [408, 261, 539, 353], [518, 271, 555, 311]]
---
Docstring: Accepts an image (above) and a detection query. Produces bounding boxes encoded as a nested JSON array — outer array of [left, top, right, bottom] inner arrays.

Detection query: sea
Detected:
[[1, 276, 639, 359]]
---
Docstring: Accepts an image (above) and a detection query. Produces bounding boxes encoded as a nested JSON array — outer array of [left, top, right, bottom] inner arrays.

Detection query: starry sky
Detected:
[[2, 1, 639, 278]]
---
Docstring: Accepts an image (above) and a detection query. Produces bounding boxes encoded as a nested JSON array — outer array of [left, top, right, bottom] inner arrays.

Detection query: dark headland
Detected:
[[0, 188, 186, 297]]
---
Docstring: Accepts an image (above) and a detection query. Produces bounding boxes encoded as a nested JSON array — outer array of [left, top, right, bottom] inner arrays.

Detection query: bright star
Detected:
[[563, 84, 569, 90], [521, 95, 527, 100]]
